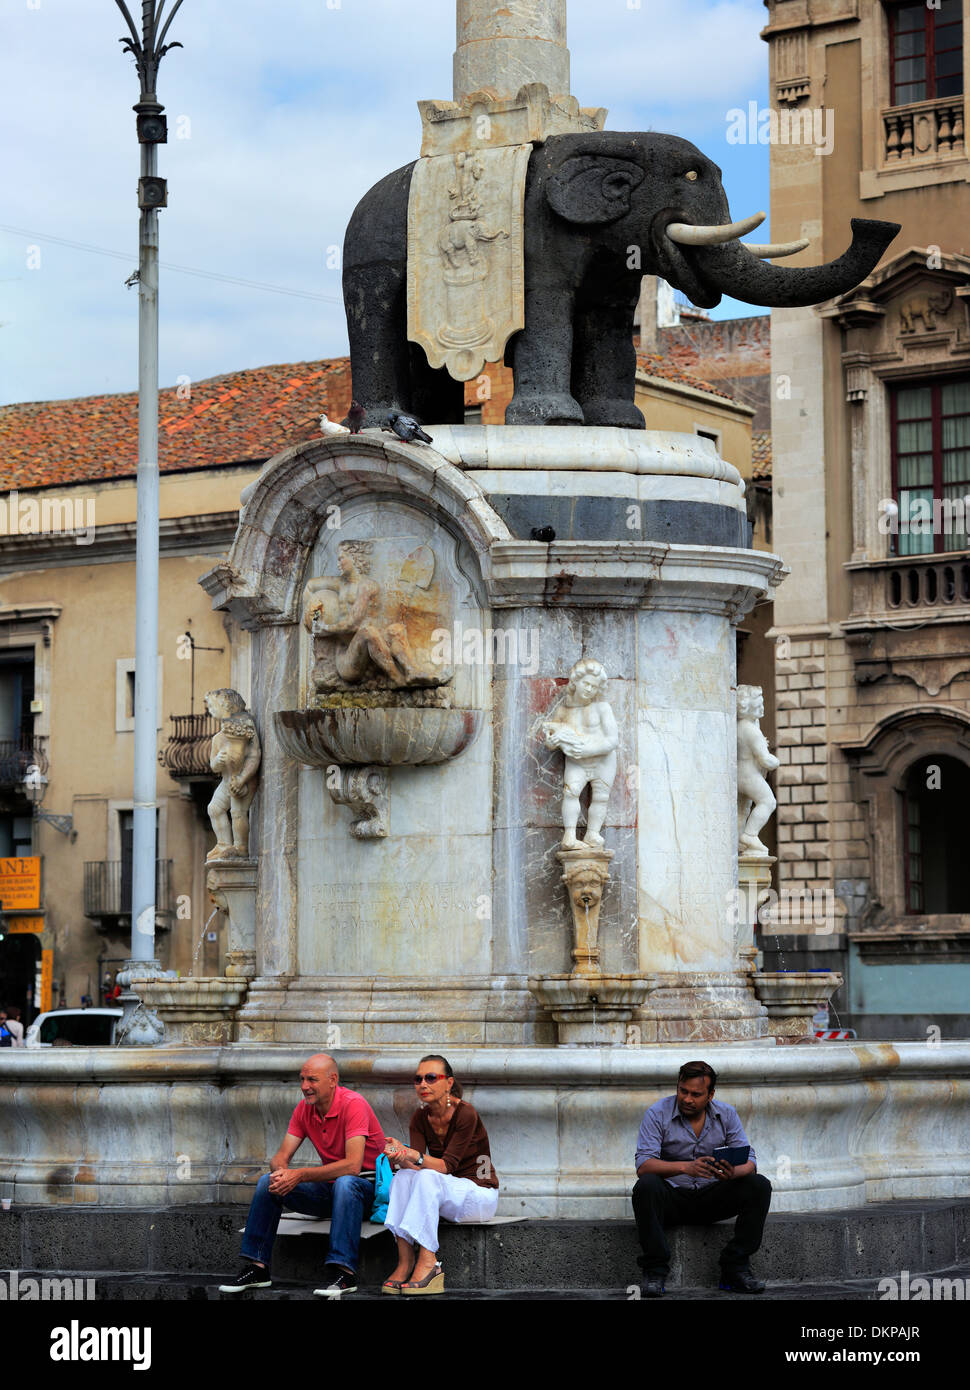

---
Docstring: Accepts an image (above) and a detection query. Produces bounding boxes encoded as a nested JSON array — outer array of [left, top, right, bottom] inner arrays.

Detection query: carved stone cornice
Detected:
[[483, 540, 786, 614], [0, 513, 239, 573], [850, 920, 970, 964]]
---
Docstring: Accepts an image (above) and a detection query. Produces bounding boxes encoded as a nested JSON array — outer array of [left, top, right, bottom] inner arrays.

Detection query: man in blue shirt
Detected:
[[632, 1059, 772, 1298]]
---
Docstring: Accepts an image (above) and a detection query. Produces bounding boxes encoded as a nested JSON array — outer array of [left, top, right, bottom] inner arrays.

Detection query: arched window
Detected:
[[902, 754, 970, 912]]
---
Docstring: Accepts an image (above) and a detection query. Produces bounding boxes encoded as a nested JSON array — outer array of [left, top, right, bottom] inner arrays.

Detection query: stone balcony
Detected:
[[883, 95, 965, 164], [843, 553, 970, 696]]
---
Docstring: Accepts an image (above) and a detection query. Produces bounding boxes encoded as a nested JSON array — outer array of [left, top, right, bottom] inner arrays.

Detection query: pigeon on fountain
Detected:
[[320, 413, 349, 436], [340, 399, 367, 433], [383, 412, 433, 445]]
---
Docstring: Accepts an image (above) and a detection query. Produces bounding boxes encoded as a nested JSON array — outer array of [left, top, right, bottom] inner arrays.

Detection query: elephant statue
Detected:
[[343, 131, 899, 429]]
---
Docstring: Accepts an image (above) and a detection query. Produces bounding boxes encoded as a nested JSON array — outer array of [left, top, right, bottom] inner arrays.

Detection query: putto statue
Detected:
[[205, 689, 262, 861], [737, 685, 779, 858], [541, 658, 619, 850]]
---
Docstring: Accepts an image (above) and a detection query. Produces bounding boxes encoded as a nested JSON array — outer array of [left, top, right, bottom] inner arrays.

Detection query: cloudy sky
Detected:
[[0, 0, 771, 407]]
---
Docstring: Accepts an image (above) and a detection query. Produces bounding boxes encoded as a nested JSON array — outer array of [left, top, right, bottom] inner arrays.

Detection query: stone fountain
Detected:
[[3, 0, 968, 1221]]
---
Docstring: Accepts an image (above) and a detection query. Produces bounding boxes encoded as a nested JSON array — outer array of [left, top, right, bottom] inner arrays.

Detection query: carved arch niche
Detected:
[[841, 707, 970, 948]]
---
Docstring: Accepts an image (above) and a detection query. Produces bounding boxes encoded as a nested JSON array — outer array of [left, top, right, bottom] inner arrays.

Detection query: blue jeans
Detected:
[[240, 1173, 375, 1274]]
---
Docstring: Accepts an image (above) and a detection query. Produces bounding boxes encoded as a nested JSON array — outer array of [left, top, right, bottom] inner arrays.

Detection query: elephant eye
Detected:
[[685, 170, 699, 182]]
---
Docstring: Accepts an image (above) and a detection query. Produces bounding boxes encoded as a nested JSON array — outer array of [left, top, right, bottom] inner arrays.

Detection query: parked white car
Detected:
[[24, 1008, 122, 1048]]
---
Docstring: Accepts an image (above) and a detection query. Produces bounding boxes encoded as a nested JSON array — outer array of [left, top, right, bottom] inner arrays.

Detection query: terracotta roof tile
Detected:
[[0, 358, 353, 491], [635, 352, 734, 401], [752, 430, 772, 480]]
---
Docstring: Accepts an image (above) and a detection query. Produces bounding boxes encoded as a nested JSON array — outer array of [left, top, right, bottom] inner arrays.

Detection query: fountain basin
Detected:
[[275, 706, 484, 767]]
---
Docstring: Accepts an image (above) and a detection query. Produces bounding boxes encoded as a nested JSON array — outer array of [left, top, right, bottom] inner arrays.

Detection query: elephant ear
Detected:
[[545, 156, 645, 225]]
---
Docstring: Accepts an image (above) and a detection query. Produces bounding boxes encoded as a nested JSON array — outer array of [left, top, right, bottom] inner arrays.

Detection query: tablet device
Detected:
[[713, 1145, 750, 1166]]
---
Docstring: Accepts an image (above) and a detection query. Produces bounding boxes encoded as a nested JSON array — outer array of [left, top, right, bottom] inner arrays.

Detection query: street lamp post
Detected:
[[113, 0, 186, 1046]]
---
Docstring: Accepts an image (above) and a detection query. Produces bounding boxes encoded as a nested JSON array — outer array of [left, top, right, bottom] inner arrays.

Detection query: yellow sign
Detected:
[[0, 857, 41, 911], [6, 916, 43, 934], [40, 950, 53, 1013]]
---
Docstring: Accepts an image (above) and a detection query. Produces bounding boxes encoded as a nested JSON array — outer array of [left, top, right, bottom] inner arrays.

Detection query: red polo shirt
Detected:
[[287, 1086, 385, 1170]]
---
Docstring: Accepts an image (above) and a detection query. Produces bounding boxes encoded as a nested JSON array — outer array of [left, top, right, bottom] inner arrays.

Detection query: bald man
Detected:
[[219, 1054, 386, 1298]]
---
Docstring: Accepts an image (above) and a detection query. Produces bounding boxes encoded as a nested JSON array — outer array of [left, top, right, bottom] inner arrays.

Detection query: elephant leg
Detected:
[[343, 161, 417, 426], [408, 344, 466, 426], [506, 288, 585, 426], [571, 278, 644, 430], [343, 262, 413, 426]]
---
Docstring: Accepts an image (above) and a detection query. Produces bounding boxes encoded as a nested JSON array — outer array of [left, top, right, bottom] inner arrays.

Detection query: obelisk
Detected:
[[454, 0, 570, 102]]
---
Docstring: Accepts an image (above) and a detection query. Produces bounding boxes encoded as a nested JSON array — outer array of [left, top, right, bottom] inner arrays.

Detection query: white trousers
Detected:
[[384, 1168, 498, 1253]]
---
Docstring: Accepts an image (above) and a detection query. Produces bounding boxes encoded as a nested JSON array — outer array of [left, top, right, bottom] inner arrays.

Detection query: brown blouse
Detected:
[[409, 1101, 499, 1189]]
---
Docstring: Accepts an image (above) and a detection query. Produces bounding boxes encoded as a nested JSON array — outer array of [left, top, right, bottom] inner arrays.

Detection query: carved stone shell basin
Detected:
[[275, 707, 484, 768]]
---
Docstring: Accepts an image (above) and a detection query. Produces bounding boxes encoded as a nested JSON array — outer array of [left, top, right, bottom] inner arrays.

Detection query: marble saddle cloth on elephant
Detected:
[[406, 143, 532, 384]]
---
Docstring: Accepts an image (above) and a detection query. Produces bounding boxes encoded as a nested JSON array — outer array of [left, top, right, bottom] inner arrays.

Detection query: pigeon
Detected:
[[341, 399, 366, 433], [319, 413, 349, 436], [531, 526, 556, 543], [383, 411, 433, 445]]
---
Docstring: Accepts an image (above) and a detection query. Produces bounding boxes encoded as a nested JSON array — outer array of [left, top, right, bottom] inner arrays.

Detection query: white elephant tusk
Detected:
[[666, 212, 766, 246], [743, 238, 811, 259]]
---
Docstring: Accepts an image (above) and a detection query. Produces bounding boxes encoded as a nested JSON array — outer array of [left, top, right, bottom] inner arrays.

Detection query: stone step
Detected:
[[2, 1199, 968, 1290], [21, 1268, 968, 1301]]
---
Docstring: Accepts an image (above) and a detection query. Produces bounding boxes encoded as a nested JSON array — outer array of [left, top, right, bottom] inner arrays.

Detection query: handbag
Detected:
[[370, 1153, 393, 1224]]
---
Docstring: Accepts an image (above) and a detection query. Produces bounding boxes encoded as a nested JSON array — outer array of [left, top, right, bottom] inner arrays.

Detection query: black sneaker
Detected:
[[719, 1266, 765, 1294], [640, 1275, 665, 1299], [218, 1264, 272, 1294], [313, 1267, 357, 1298]]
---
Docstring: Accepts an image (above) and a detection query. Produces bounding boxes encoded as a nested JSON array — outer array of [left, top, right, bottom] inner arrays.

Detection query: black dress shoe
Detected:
[[640, 1276, 665, 1298], [719, 1266, 766, 1293]]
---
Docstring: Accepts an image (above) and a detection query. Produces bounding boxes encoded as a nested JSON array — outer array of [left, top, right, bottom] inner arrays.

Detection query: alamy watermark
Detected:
[[726, 102, 835, 157], [878, 495, 970, 537], [728, 885, 838, 934], [0, 1269, 95, 1300], [430, 621, 539, 675], [0, 490, 96, 546], [879, 1269, 970, 1301]]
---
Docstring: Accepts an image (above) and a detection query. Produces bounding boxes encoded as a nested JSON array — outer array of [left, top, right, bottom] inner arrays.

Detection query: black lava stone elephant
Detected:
[[342, 131, 899, 428]]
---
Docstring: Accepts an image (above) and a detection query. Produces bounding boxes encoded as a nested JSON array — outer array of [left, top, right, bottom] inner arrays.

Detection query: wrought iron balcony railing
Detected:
[[158, 713, 218, 780], [83, 858, 173, 924], [0, 736, 49, 790]]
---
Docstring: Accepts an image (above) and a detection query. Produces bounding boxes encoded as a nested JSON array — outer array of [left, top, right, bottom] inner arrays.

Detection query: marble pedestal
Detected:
[[202, 425, 785, 1045], [206, 858, 257, 980], [753, 970, 845, 1040]]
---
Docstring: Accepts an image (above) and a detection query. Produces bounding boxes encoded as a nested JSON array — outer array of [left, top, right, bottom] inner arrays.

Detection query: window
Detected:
[[891, 377, 970, 555], [890, 0, 964, 106], [902, 755, 970, 912]]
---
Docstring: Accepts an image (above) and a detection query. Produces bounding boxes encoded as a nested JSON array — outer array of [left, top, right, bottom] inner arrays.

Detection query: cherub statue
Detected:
[[205, 688, 261, 860], [737, 684, 779, 857], [302, 540, 435, 687], [541, 658, 619, 850]]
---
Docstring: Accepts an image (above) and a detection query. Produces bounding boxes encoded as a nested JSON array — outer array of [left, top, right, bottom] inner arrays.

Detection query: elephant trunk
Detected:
[[686, 218, 900, 308]]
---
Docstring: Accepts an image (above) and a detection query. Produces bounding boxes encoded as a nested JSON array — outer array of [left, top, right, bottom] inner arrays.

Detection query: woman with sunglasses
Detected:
[[382, 1054, 498, 1295]]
